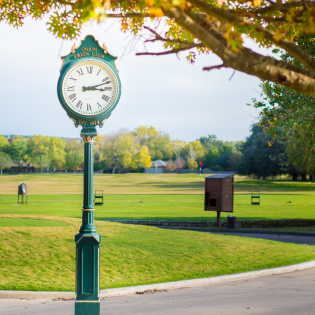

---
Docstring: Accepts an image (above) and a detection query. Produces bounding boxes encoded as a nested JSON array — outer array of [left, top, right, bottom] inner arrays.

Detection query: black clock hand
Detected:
[[82, 81, 111, 91]]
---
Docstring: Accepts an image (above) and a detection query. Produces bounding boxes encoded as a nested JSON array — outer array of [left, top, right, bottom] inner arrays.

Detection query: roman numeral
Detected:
[[76, 101, 82, 109], [87, 104, 92, 111], [102, 77, 109, 82], [69, 93, 76, 102], [97, 102, 102, 108], [102, 94, 110, 102], [86, 66, 93, 74], [69, 77, 77, 82], [67, 86, 75, 91], [76, 68, 84, 76], [97, 69, 101, 76], [104, 87, 112, 91]]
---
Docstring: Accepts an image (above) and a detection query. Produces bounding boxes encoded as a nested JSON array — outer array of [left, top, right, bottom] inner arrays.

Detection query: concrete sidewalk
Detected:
[[1, 267, 315, 315]]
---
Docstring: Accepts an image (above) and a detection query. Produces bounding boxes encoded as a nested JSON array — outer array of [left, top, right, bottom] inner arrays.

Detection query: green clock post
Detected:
[[57, 35, 122, 315]]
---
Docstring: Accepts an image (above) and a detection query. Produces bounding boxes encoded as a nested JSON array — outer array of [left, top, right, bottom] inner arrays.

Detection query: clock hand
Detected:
[[82, 81, 112, 92]]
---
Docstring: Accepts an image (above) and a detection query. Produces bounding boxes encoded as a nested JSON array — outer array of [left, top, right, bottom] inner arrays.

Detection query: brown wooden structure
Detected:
[[204, 175, 234, 228]]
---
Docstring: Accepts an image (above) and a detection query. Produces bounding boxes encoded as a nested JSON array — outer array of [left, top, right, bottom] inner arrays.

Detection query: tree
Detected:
[[228, 153, 242, 171], [101, 131, 137, 173], [238, 124, 291, 179], [4, 1, 315, 96], [286, 136, 315, 179], [0, 152, 13, 174], [166, 159, 176, 171], [33, 154, 50, 173], [180, 141, 206, 162], [65, 151, 84, 171], [187, 158, 198, 170], [130, 145, 152, 170], [252, 35, 315, 159], [8, 138, 28, 169], [0, 135, 9, 152], [132, 126, 174, 161], [175, 156, 186, 169], [49, 137, 67, 170]]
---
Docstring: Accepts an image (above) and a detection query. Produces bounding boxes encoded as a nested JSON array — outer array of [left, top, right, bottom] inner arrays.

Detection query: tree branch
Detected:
[[164, 6, 315, 96], [136, 46, 193, 56], [203, 64, 226, 71], [187, 0, 315, 74]]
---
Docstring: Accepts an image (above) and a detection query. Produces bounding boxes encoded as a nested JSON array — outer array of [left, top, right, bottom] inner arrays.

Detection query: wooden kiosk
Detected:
[[204, 174, 234, 228]]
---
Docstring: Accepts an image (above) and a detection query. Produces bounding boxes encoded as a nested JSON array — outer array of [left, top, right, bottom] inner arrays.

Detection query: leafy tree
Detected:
[[27, 135, 66, 170], [286, 136, 315, 178], [101, 131, 137, 173], [253, 35, 315, 159], [65, 151, 84, 171], [175, 156, 186, 169], [4, 1, 315, 95], [132, 126, 174, 161], [65, 139, 84, 155], [166, 159, 176, 171], [0, 136, 9, 152], [49, 137, 67, 170], [0, 152, 13, 174], [33, 155, 50, 173], [8, 138, 28, 169], [228, 153, 242, 171], [130, 145, 152, 170], [238, 124, 290, 179], [180, 141, 206, 162], [187, 158, 198, 170]]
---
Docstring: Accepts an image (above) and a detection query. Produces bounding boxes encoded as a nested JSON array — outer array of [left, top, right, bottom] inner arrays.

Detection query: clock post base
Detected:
[[75, 301, 100, 315]]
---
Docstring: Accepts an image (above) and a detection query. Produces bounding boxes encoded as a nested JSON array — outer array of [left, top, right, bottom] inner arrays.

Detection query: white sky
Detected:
[[0, 17, 262, 142]]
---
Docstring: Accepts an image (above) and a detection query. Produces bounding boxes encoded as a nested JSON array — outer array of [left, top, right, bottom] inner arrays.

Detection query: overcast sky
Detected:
[[0, 18, 263, 142]]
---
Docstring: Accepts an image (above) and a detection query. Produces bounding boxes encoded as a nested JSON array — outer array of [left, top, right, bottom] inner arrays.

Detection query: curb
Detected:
[[1, 259, 315, 300], [158, 226, 315, 237]]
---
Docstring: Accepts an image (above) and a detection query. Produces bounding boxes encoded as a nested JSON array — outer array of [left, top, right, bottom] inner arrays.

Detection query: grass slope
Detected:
[[1, 215, 315, 291]]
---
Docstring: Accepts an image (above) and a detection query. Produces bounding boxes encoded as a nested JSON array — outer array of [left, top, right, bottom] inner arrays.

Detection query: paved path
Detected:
[[208, 230, 315, 245], [1, 267, 315, 314]]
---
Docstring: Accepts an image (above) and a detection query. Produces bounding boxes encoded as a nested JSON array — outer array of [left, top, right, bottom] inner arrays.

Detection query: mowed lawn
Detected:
[[1, 173, 315, 195], [1, 215, 315, 291], [0, 173, 314, 221], [1, 194, 315, 221], [1, 174, 315, 291]]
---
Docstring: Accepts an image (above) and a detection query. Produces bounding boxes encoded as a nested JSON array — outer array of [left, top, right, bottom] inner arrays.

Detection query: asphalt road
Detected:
[[207, 230, 315, 245], [1, 267, 315, 315]]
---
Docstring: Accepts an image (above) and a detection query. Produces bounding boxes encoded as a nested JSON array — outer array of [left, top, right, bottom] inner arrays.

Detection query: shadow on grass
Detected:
[[95, 215, 309, 222]]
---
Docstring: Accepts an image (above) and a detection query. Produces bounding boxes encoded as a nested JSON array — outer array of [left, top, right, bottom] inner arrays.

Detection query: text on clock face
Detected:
[[62, 61, 116, 116]]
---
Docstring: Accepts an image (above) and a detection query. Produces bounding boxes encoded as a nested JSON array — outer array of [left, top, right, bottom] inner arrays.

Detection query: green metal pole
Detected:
[[75, 126, 101, 315]]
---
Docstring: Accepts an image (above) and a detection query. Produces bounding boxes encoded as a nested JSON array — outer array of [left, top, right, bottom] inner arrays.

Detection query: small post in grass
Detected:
[[217, 211, 221, 229], [199, 162, 203, 181]]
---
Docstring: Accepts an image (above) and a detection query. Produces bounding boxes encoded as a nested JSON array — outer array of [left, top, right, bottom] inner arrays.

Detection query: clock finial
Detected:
[[71, 43, 76, 54]]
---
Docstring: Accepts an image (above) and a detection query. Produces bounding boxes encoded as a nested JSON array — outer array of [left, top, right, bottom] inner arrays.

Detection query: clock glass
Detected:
[[62, 60, 117, 116]]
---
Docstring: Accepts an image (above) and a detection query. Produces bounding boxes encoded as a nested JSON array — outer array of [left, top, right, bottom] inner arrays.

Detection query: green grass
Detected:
[[0, 193, 315, 221], [1, 214, 315, 291], [1, 174, 315, 291], [1, 173, 315, 195], [0, 218, 67, 227]]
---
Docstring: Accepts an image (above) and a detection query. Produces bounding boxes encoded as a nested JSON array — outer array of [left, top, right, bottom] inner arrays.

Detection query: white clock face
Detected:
[[62, 60, 117, 116]]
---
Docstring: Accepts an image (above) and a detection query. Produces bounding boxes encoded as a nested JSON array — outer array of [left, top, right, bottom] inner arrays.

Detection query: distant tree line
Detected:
[[0, 127, 243, 174], [0, 124, 312, 178]]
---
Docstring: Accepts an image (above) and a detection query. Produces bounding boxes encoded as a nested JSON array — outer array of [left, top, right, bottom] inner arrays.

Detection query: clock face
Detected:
[[62, 60, 117, 116]]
